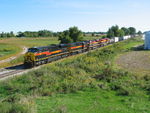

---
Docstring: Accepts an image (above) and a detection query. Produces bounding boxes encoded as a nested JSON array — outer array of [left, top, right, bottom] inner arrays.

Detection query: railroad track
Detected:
[[0, 70, 25, 79], [0, 64, 28, 80], [0, 64, 41, 80]]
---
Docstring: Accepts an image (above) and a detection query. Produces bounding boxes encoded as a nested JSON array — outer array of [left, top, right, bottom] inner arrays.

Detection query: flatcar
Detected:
[[24, 38, 110, 68]]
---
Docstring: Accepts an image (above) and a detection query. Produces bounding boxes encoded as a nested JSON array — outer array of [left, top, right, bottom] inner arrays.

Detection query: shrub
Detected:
[[0, 102, 12, 113], [143, 75, 150, 81], [4, 94, 23, 103], [10, 103, 30, 113], [0, 102, 30, 113], [49, 105, 68, 113], [94, 63, 115, 81], [117, 87, 131, 96], [143, 82, 150, 94]]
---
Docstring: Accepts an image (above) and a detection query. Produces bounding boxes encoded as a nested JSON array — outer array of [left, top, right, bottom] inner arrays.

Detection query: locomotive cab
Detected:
[[24, 47, 38, 68]]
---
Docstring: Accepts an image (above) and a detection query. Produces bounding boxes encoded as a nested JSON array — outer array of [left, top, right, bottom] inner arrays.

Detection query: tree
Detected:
[[59, 27, 83, 44], [17, 32, 25, 37], [111, 25, 119, 36], [38, 30, 53, 37], [107, 28, 114, 38], [0, 32, 7, 38], [107, 25, 138, 38], [117, 29, 125, 37], [92, 33, 95, 37], [10, 31, 15, 37], [137, 31, 142, 36], [6, 33, 11, 37], [121, 27, 130, 36], [59, 30, 73, 44], [52, 32, 58, 37], [107, 25, 119, 38], [16, 30, 55, 38], [102, 35, 107, 39], [128, 27, 136, 35], [69, 27, 83, 42]]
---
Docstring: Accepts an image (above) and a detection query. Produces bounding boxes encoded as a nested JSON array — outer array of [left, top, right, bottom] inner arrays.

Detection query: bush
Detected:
[[117, 87, 131, 96], [143, 75, 150, 81], [94, 63, 116, 82], [0, 102, 30, 113], [49, 105, 68, 113], [0, 102, 12, 113], [143, 82, 150, 94], [10, 103, 30, 113]]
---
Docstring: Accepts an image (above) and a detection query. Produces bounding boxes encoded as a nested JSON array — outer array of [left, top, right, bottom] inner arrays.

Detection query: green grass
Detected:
[[0, 36, 98, 49], [14, 37, 59, 47], [0, 43, 22, 60], [0, 43, 15, 58], [0, 37, 149, 113], [0, 37, 59, 47], [36, 89, 149, 113]]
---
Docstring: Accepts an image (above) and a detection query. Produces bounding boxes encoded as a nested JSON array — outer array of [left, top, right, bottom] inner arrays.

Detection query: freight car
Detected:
[[24, 38, 110, 68]]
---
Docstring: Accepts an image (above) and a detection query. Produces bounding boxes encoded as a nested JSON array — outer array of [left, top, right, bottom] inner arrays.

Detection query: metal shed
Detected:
[[144, 31, 150, 49]]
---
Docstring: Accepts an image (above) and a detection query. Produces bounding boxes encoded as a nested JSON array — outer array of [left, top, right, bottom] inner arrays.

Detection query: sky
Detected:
[[0, 0, 150, 32]]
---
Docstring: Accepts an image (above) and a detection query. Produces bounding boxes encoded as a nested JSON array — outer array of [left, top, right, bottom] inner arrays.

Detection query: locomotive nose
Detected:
[[24, 52, 35, 62], [24, 52, 35, 68]]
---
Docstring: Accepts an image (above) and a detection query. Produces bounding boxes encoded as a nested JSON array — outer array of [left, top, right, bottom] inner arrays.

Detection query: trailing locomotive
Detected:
[[24, 38, 110, 68]]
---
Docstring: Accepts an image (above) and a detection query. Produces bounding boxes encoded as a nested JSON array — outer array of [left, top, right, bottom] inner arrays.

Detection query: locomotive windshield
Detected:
[[28, 48, 38, 53]]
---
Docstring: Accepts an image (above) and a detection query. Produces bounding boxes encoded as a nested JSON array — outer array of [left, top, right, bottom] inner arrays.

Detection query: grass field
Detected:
[[0, 37, 59, 47], [0, 36, 99, 49], [36, 89, 149, 113], [0, 43, 21, 61], [0, 37, 149, 113]]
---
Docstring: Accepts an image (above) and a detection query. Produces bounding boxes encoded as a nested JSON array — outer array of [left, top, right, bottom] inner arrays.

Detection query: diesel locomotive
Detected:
[[24, 38, 110, 68]]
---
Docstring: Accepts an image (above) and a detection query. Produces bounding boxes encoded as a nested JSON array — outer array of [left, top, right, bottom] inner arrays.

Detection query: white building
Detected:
[[123, 36, 128, 40], [114, 37, 119, 42], [122, 35, 131, 40], [144, 31, 150, 49], [141, 34, 145, 40]]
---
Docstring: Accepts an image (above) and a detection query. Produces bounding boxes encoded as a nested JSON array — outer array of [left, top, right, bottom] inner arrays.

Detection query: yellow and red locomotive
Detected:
[[24, 38, 110, 68]]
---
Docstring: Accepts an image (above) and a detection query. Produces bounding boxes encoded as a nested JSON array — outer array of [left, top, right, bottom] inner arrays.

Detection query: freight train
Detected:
[[24, 38, 111, 68]]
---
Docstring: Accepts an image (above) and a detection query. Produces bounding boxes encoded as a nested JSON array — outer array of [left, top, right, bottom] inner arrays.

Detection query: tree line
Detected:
[[58, 26, 143, 44], [107, 25, 142, 38], [17, 30, 58, 37], [0, 30, 58, 38], [0, 31, 15, 38], [0, 30, 105, 38], [0, 25, 143, 44]]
